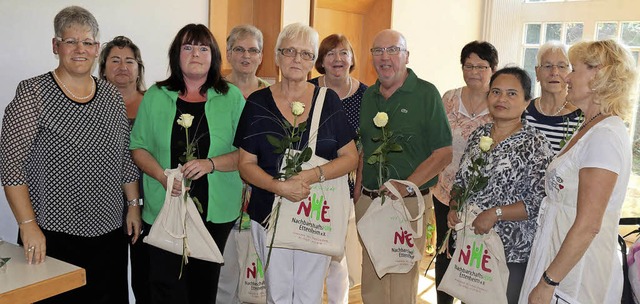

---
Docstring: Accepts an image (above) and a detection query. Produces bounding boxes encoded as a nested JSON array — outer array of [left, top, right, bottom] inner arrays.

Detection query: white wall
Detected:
[[0, 0, 486, 243], [0, 0, 209, 243], [392, 0, 485, 94]]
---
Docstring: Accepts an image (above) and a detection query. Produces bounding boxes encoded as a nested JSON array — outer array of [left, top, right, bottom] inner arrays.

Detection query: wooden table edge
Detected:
[[0, 267, 86, 304]]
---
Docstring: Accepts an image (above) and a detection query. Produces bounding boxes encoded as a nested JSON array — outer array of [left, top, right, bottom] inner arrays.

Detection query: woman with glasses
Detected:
[[216, 24, 270, 304], [432, 40, 497, 304], [234, 23, 358, 303], [225, 24, 270, 99], [130, 24, 245, 303], [525, 41, 582, 153], [308, 33, 367, 304], [0, 6, 140, 303], [520, 40, 636, 304], [99, 35, 150, 304]]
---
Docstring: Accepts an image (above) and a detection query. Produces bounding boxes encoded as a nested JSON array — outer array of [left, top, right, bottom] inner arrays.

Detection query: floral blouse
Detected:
[[433, 87, 492, 204], [452, 120, 554, 263]]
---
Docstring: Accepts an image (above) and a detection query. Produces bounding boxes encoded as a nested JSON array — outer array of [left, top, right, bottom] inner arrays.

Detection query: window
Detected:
[[522, 22, 584, 95], [595, 21, 640, 217]]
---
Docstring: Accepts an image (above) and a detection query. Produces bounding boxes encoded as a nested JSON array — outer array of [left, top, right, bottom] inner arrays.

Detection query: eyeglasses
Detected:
[[182, 44, 210, 52], [463, 65, 490, 71], [326, 50, 350, 58], [231, 46, 261, 56], [370, 46, 406, 56], [278, 48, 315, 61], [56, 37, 99, 48], [539, 63, 569, 72]]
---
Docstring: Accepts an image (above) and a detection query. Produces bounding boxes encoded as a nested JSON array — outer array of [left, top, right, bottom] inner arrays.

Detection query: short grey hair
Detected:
[[274, 23, 319, 63], [227, 24, 264, 51], [54, 6, 99, 40], [536, 40, 569, 66]]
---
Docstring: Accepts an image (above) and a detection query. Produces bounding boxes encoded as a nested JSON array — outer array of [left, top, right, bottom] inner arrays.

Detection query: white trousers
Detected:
[[216, 220, 241, 304], [325, 255, 349, 304], [251, 220, 331, 304]]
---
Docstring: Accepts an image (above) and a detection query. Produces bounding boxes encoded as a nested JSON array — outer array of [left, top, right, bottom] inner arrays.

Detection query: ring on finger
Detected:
[[27, 246, 34, 252]]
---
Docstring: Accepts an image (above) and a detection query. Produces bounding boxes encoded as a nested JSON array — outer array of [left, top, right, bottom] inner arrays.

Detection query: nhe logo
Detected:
[[246, 257, 264, 279], [296, 193, 330, 222], [458, 241, 492, 272], [393, 227, 414, 247]]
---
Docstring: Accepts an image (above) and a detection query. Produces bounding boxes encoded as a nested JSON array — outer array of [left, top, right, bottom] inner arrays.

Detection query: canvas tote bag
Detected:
[[265, 87, 351, 257], [144, 166, 223, 263], [237, 228, 267, 303], [357, 179, 425, 278], [437, 204, 509, 304]]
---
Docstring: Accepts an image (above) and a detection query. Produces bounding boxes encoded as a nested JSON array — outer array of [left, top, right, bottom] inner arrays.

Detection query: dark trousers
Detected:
[[434, 196, 454, 304], [130, 221, 151, 304], [148, 219, 235, 304], [506, 262, 527, 304], [19, 228, 129, 304]]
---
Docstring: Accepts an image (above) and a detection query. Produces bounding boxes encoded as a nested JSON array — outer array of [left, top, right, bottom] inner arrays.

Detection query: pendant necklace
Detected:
[[52, 69, 95, 100], [323, 75, 353, 100], [578, 112, 602, 132], [537, 98, 568, 116]]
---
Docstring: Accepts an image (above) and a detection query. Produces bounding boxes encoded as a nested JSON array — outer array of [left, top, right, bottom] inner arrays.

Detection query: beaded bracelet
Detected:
[[207, 158, 216, 174]]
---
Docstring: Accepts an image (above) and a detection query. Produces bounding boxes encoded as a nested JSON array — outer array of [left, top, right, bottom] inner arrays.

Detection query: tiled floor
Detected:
[[324, 252, 452, 304]]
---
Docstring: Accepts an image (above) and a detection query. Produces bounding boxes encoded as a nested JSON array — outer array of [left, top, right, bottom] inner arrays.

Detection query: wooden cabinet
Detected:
[[209, 0, 282, 79], [311, 0, 392, 85], [209, 0, 392, 85]]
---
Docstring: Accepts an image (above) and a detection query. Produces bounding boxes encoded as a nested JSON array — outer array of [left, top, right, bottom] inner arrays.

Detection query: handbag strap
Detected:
[[383, 179, 426, 238], [307, 87, 327, 153]]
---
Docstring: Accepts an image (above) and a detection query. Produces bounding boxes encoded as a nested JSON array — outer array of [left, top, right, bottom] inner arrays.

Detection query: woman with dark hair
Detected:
[[432, 40, 497, 304], [130, 23, 245, 303], [447, 67, 554, 303], [0, 6, 140, 303], [99, 35, 146, 121], [99, 35, 150, 304]]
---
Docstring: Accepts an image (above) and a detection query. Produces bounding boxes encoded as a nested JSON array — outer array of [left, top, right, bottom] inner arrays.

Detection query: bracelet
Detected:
[[317, 166, 325, 183], [542, 271, 560, 286], [207, 158, 215, 174], [127, 198, 142, 207], [18, 218, 36, 225]]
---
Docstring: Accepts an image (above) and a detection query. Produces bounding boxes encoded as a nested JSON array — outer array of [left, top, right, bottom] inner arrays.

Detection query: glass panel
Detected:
[[565, 23, 584, 45], [632, 51, 639, 65], [523, 48, 539, 93], [596, 22, 618, 40], [526, 24, 542, 44], [621, 22, 640, 47], [545, 23, 562, 42]]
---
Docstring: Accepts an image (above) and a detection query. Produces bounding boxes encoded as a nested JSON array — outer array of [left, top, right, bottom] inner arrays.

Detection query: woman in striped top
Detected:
[[525, 41, 582, 153]]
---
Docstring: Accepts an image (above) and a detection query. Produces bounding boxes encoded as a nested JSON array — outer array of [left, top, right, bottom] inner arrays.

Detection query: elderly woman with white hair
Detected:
[[234, 23, 358, 303], [525, 41, 582, 153]]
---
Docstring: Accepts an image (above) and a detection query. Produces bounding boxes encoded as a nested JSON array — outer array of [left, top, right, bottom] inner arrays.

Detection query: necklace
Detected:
[[322, 75, 353, 100], [490, 122, 522, 148], [537, 98, 568, 116], [52, 70, 95, 100], [578, 112, 602, 131]]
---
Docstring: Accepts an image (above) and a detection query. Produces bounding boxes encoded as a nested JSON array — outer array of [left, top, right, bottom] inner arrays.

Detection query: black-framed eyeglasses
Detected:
[[56, 37, 99, 48], [231, 46, 261, 56], [277, 48, 315, 61], [370, 46, 406, 56], [539, 63, 570, 72], [463, 65, 491, 71]]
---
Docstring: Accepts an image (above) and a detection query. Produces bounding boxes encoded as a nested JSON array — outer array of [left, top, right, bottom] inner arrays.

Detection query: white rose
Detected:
[[177, 113, 195, 128], [291, 101, 305, 116], [479, 136, 494, 152], [373, 112, 389, 128]]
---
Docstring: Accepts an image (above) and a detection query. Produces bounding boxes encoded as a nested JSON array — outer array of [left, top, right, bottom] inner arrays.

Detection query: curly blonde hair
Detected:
[[568, 40, 638, 121]]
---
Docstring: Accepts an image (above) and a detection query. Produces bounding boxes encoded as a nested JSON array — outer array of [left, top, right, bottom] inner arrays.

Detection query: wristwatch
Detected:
[[405, 186, 415, 196], [495, 207, 503, 220]]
